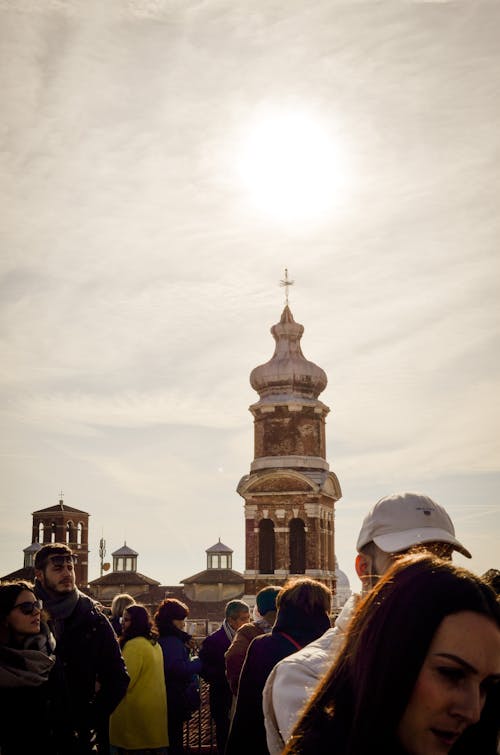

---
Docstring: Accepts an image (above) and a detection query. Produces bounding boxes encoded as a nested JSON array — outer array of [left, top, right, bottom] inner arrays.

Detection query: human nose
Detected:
[[452, 683, 483, 726]]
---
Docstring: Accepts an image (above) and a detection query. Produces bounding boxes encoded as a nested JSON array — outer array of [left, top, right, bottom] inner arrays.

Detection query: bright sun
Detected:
[[238, 110, 348, 226]]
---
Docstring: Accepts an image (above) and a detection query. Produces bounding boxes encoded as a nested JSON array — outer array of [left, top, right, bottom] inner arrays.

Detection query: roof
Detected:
[[32, 502, 89, 515], [181, 568, 244, 585], [112, 544, 139, 557], [0, 566, 35, 582], [88, 571, 159, 587], [206, 539, 233, 554]]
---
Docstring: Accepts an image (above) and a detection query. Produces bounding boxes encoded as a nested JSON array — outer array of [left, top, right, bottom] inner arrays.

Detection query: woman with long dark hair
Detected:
[[284, 554, 500, 755], [109, 604, 168, 754], [154, 598, 203, 755]]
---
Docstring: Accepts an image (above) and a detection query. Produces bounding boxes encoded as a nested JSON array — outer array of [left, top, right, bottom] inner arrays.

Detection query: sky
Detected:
[[1, 0, 499, 592]]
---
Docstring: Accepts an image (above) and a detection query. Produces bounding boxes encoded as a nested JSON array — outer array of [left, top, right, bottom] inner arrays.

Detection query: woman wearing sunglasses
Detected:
[[0, 579, 57, 753]]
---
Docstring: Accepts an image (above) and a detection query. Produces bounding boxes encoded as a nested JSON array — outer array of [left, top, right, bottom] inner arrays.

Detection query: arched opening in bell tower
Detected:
[[289, 517, 306, 574], [259, 518, 275, 574]]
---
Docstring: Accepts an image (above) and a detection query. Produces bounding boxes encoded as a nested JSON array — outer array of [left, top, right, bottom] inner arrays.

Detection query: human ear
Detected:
[[355, 553, 370, 579]]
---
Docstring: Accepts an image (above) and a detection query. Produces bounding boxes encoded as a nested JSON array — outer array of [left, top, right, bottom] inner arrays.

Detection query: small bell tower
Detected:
[[31, 494, 90, 587]]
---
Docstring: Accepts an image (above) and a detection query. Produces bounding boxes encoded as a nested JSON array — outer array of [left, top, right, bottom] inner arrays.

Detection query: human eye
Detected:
[[437, 666, 465, 684]]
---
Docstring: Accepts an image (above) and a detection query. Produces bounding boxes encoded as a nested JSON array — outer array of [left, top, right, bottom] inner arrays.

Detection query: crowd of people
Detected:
[[0, 492, 499, 755]]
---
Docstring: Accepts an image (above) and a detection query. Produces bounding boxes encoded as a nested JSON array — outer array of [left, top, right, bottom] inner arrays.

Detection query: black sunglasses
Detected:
[[13, 599, 43, 615]]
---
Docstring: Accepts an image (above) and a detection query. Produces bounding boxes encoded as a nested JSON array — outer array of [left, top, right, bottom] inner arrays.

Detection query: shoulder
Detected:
[[236, 623, 261, 641], [271, 627, 342, 689], [334, 594, 359, 631], [159, 635, 185, 654], [202, 626, 224, 646], [124, 636, 152, 655]]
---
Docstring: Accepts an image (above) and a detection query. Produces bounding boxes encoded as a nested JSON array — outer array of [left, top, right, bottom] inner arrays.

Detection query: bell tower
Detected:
[[31, 495, 90, 587], [237, 302, 341, 595]]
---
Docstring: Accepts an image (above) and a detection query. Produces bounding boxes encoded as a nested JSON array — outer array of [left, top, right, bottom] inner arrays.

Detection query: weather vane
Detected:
[[279, 268, 294, 306]]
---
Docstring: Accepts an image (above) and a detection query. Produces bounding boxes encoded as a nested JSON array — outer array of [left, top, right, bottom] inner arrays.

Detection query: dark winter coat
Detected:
[[225, 606, 331, 755], [36, 590, 129, 753], [158, 631, 202, 720], [198, 623, 234, 719]]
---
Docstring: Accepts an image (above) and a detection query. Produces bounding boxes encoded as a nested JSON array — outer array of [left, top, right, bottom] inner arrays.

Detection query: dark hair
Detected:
[[285, 554, 500, 755], [154, 598, 189, 635], [256, 585, 280, 616], [120, 604, 157, 648], [277, 578, 332, 616], [483, 569, 500, 596], [225, 600, 250, 620], [0, 580, 35, 621], [34, 543, 73, 570]]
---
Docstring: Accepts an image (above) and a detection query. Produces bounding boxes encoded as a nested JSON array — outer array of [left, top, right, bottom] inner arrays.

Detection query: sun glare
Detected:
[[238, 110, 348, 226]]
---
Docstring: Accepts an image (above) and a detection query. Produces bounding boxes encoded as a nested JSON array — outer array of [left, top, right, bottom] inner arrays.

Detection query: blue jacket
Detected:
[[158, 633, 202, 718]]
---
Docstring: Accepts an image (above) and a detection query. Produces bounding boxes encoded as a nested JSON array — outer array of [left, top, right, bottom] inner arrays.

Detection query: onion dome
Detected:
[[250, 306, 327, 400]]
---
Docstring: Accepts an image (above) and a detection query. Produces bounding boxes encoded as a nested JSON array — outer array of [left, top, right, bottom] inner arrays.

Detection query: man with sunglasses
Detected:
[[34, 543, 129, 753]]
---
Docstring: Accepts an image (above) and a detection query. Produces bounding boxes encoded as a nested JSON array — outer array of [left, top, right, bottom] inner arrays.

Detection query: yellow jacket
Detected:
[[109, 636, 168, 749]]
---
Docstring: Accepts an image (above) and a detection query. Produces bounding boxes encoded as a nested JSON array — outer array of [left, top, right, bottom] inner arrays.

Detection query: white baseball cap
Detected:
[[356, 492, 471, 558]]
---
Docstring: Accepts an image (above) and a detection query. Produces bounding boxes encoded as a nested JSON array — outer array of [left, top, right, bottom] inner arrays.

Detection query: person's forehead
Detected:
[[46, 553, 74, 563], [429, 611, 500, 677]]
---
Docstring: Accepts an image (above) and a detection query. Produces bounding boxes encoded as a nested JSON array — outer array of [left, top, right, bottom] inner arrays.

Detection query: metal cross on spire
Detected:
[[279, 268, 295, 306]]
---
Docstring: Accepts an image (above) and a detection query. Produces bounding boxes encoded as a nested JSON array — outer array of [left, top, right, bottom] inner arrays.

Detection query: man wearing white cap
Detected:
[[263, 492, 471, 755]]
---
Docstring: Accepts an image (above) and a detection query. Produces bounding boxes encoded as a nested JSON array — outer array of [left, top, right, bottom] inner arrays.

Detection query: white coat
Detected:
[[262, 594, 359, 755]]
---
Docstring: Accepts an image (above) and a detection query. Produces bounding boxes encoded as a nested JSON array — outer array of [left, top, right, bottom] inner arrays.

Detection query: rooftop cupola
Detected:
[[112, 542, 138, 573]]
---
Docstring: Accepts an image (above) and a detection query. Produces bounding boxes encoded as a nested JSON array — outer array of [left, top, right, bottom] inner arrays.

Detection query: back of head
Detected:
[[154, 598, 189, 634], [0, 580, 35, 621], [34, 542, 74, 571], [256, 585, 280, 617], [356, 492, 471, 558], [121, 604, 155, 646], [277, 578, 332, 618], [225, 599, 250, 621], [111, 593, 135, 618]]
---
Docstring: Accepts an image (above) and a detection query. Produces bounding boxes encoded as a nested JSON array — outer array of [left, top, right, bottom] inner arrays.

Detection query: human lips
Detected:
[[430, 727, 463, 750]]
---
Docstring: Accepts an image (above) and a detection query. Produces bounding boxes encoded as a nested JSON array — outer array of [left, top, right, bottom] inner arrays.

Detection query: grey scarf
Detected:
[[34, 579, 81, 640], [223, 619, 237, 642], [0, 621, 55, 689]]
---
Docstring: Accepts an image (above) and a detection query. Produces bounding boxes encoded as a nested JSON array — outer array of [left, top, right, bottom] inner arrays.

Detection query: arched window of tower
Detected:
[[259, 519, 275, 574], [289, 518, 306, 574]]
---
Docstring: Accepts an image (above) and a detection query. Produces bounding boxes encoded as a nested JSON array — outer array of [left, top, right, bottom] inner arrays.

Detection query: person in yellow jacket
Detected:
[[110, 604, 168, 754]]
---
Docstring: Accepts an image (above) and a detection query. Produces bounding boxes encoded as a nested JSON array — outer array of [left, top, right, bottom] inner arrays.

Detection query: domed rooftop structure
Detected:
[[250, 306, 327, 401]]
